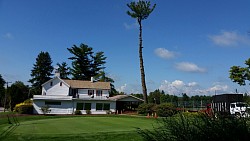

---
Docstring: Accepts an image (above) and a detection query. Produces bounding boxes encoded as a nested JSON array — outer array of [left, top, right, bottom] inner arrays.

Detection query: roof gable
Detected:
[[41, 76, 70, 88]]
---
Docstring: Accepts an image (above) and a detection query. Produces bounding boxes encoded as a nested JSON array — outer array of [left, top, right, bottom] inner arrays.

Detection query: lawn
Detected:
[[0, 115, 157, 141]]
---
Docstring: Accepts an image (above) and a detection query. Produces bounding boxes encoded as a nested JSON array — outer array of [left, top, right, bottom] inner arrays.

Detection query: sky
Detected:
[[1, 0, 250, 96]]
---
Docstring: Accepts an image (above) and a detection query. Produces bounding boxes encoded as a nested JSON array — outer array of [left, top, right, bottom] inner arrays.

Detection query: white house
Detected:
[[33, 76, 143, 114]]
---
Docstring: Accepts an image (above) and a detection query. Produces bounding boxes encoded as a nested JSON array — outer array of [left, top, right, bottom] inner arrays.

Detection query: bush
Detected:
[[14, 99, 33, 114], [40, 105, 51, 115], [155, 103, 178, 117], [14, 105, 33, 114], [86, 110, 91, 114], [75, 110, 82, 115], [137, 113, 250, 141], [106, 110, 111, 114], [137, 103, 156, 115]]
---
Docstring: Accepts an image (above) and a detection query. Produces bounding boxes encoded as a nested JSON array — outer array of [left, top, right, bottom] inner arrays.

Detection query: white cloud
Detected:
[[208, 82, 229, 92], [3, 32, 14, 39], [209, 31, 250, 47], [123, 21, 138, 30], [159, 80, 230, 96], [175, 62, 206, 73], [154, 48, 176, 59], [117, 83, 127, 92]]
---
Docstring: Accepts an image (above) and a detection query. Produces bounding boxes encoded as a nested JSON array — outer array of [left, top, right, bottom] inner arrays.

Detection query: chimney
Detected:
[[91, 77, 94, 83]]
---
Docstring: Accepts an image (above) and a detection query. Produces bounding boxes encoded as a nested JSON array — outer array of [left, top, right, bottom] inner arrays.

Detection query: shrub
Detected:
[[14, 99, 33, 114], [75, 110, 82, 115], [14, 105, 33, 114], [86, 110, 91, 115], [137, 113, 250, 141], [155, 103, 178, 117], [137, 103, 156, 115], [40, 105, 51, 115], [106, 110, 111, 114]]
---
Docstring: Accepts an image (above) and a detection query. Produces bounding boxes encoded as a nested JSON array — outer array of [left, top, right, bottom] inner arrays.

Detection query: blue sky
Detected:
[[1, 0, 250, 96]]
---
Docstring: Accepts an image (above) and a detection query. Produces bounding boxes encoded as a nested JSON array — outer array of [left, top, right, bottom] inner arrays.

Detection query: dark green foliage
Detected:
[[0, 74, 5, 107], [67, 43, 106, 80], [56, 62, 71, 79], [8, 81, 29, 110], [229, 58, 250, 86], [155, 103, 178, 117], [138, 113, 250, 141], [137, 103, 155, 115], [75, 110, 82, 115], [86, 110, 91, 115], [15, 105, 33, 114], [127, 0, 156, 22], [29, 51, 53, 95]]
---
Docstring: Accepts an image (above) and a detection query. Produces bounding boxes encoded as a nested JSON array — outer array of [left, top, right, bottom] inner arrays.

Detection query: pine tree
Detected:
[[127, 0, 156, 103], [67, 43, 106, 80], [29, 51, 53, 95]]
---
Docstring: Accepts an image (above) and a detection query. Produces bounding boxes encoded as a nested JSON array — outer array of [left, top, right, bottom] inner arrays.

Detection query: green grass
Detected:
[[0, 115, 157, 141]]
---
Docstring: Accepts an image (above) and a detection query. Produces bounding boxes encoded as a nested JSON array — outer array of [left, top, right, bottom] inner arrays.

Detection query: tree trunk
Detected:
[[138, 19, 148, 103]]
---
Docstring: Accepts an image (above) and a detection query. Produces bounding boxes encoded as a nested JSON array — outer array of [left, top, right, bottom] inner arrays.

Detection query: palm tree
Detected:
[[127, 0, 156, 103]]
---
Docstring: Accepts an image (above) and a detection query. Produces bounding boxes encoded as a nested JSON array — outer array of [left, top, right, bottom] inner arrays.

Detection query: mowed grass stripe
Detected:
[[12, 116, 157, 135]]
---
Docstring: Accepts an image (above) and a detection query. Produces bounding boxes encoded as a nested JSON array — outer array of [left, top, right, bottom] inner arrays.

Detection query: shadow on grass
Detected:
[[0, 114, 20, 140]]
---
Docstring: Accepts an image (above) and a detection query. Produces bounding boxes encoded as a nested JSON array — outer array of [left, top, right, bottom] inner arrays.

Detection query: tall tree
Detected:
[[229, 58, 250, 86], [67, 43, 106, 80], [127, 0, 156, 103], [8, 81, 29, 110], [56, 62, 71, 79], [29, 51, 53, 95], [0, 74, 5, 107]]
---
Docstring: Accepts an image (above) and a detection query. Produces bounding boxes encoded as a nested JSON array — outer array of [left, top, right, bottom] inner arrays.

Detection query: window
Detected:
[[96, 103, 110, 111], [96, 90, 102, 96], [60, 82, 62, 86], [50, 81, 53, 86], [88, 90, 94, 95], [45, 101, 61, 105], [76, 103, 91, 110], [76, 103, 84, 110], [84, 103, 91, 110], [96, 103, 103, 110], [103, 103, 110, 110]]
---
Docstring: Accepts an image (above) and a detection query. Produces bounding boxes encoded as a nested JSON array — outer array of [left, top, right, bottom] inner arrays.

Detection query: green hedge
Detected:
[[14, 105, 33, 114]]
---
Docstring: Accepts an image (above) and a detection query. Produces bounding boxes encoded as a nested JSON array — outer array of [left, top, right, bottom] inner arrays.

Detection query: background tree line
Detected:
[[132, 89, 212, 109]]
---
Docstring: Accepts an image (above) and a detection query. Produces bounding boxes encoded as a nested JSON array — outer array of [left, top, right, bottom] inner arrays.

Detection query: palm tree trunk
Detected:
[[138, 19, 148, 103]]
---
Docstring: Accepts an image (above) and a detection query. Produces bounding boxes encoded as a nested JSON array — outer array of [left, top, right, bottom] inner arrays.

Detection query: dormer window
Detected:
[[50, 81, 53, 86], [60, 82, 62, 86]]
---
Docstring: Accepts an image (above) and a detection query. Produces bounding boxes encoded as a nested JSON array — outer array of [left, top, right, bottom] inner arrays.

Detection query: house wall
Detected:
[[33, 100, 74, 114], [42, 77, 69, 96], [33, 99, 116, 115]]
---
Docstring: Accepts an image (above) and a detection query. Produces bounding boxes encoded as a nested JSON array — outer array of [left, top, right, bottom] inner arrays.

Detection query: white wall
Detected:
[[42, 78, 69, 96], [33, 100, 74, 114], [33, 99, 116, 115]]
